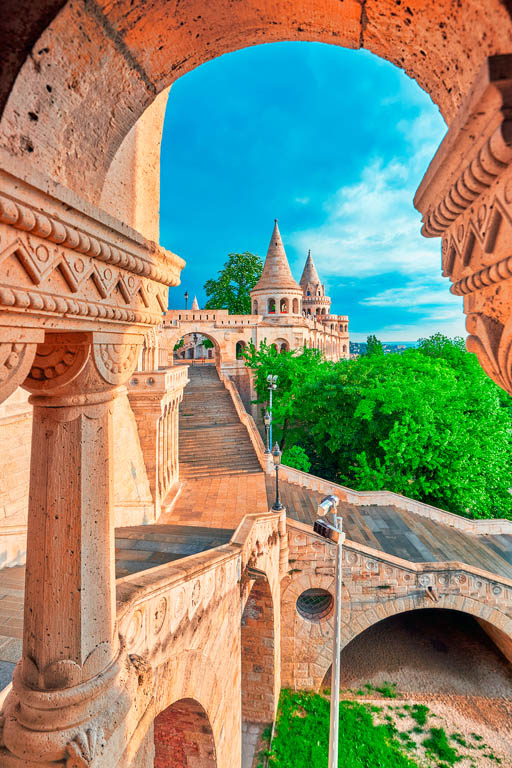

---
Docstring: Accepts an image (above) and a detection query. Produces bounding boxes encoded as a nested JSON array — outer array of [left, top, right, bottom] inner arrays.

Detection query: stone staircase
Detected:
[[179, 366, 262, 478]]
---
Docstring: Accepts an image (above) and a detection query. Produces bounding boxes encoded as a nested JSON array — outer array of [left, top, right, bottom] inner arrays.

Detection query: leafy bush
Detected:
[[282, 445, 311, 473]]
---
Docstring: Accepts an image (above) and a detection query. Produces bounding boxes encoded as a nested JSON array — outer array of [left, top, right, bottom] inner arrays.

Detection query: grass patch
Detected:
[[423, 727, 461, 765], [410, 704, 429, 727], [266, 689, 421, 768], [375, 681, 398, 699]]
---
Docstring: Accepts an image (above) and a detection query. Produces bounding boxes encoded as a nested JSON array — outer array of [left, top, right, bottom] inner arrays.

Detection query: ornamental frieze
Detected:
[[0, 162, 185, 334]]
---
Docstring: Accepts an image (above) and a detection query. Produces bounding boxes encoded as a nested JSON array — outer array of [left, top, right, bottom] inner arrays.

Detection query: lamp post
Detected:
[[271, 443, 283, 511], [313, 495, 344, 768], [184, 291, 189, 310], [266, 374, 278, 449], [264, 409, 271, 454]]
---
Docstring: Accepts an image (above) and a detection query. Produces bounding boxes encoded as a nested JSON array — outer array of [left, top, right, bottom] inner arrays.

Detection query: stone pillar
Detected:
[[127, 367, 188, 519], [1, 331, 142, 766], [415, 54, 512, 394]]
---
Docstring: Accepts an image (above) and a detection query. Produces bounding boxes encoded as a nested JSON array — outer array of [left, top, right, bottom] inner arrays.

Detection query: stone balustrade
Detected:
[[277, 463, 512, 535]]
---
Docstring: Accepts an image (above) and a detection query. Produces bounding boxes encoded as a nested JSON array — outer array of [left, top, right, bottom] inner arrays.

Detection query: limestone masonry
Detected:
[[1, 3, 512, 767]]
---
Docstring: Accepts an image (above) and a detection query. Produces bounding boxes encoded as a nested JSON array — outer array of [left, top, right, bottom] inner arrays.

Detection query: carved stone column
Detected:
[[415, 54, 512, 394], [1, 331, 142, 766]]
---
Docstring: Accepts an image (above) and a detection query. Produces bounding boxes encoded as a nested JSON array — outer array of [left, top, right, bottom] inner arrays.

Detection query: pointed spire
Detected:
[[191, 295, 199, 310], [252, 220, 301, 292], [300, 249, 321, 288]]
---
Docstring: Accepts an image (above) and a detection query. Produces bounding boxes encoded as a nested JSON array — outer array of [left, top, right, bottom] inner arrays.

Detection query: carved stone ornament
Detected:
[[0, 339, 38, 402], [66, 727, 105, 768], [0, 155, 185, 334], [415, 55, 512, 394]]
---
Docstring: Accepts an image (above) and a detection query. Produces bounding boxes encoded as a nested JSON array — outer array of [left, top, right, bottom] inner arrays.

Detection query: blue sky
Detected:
[[160, 42, 465, 342]]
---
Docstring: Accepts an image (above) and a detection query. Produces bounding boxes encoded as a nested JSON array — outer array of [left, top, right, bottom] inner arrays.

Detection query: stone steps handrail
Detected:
[[288, 518, 512, 592], [277, 464, 512, 535], [218, 371, 267, 470], [116, 510, 280, 618]]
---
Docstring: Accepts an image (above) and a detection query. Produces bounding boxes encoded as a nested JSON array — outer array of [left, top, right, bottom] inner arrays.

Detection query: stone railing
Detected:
[[218, 370, 268, 470], [128, 364, 188, 393], [277, 465, 512, 535], [288, 517, 512, 612], [116, 510, 282, 660]]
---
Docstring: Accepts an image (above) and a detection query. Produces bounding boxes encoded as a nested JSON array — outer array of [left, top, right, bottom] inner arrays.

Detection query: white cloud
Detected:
[[287, 103, 464, 340], [290, 157, 441, 280]]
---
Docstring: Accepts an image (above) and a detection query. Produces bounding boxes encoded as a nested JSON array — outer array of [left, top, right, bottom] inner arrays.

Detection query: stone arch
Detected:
[[292, 298, 299, 314], [4, 1, 512, 210], [241, 578, 276, 724], [267, 298, 276, 314], [169, 330, 221, 363], [320, 605, 512, 695], [151, 649, 236, 768], [236, 340, 246, 359], [252, 300, 258, 314], [280, 297, 289, 314], [154, 698, 217, 767], [343, 344, 347, 354], [281, 570, 512, 690]]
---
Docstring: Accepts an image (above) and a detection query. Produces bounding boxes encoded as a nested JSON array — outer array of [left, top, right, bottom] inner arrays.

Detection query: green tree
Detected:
[[365, 334, 384, 356], [242, 341, 326, 450], [243, 334, 512, 520], [204, 252, 263, 314], [282, 445, 311, 473]]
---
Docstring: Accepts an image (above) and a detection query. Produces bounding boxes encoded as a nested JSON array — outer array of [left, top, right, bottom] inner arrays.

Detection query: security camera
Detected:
[[317, 494, 339, 517]]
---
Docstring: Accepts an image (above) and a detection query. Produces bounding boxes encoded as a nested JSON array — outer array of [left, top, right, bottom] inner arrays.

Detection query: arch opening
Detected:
[[154, 697, 217, 768], [321, 608, 512, 698], [173, 332, 219, 364]]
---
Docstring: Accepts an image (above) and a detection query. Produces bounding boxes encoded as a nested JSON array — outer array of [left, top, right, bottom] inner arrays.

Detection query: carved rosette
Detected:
[[0, 340, 38, 403], [415, 55, 512, 394]]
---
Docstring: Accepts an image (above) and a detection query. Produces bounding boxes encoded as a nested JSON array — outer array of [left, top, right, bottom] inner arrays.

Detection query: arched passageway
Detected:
[[173, 332, 218, 363], [241, 579, 276, 725], [154, 698, 217, 768], [322, 609, 512, 698]]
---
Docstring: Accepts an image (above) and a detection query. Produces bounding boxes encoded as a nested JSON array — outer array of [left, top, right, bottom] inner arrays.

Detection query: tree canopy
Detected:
[[203, 252, 263, 314], [243, 334, 512, 520]]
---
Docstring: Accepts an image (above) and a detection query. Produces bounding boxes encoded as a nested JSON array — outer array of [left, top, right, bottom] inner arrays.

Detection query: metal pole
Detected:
[[328, 515, 343, 768], [269, 386, 273, 450]]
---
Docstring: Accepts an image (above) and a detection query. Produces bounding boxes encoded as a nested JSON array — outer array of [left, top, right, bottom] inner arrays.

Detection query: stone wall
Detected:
[[281, 519, 512, 691]]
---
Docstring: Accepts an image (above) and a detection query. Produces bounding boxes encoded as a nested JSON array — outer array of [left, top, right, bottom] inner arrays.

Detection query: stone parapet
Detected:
[[282, 518, 512, 690], [276, 464, 512, 535]]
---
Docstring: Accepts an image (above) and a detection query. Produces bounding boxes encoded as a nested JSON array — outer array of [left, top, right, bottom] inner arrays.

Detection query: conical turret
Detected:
[[191, 295, 199, 310], [252, 220, 301, 293], [300, 250, 321, 289]]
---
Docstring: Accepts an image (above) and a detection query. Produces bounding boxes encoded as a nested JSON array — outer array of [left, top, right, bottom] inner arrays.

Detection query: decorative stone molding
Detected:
[[0, 160, 184, 334], [0, 332, 41, 403], [415, 54, 512, 394], [66, 727, 105, 768]]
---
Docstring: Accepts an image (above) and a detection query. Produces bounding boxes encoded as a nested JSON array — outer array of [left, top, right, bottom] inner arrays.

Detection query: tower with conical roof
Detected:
[[300, 250, 331, 317], [250, 220, 303, 319]]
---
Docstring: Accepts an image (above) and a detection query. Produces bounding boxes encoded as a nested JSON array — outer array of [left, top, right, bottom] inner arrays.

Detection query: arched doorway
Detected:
[[321, 608, 512, 697], [236, 340, 246, 359], [154, 698, 217, 767], [173, 332, 218, 364]]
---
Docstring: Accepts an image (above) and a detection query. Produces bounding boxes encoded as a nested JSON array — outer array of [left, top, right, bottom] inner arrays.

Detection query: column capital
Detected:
[[0, 328, 44, 404], [21, 331, 144, 403]]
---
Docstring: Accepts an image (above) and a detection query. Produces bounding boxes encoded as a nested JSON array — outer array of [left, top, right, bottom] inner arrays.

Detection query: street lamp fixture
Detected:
[[271, 442, 283, 511], [266, 374, 278, 449], [264, 409, 271, 454], [184, 291, 189, 310], [313, 495, 344, 768]]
